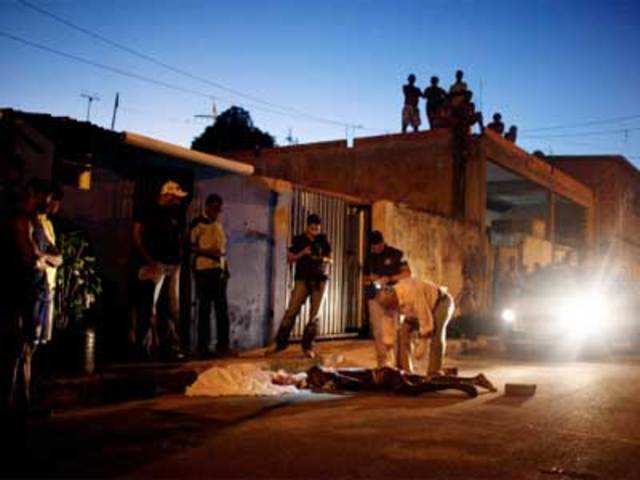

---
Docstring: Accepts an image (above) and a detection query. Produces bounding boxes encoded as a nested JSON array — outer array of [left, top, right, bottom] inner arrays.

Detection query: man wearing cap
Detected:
[[267, 214, 331, 358], [364, 231, 411, 368], [132, 180, 188, 359], [376, 277, 455, 375]]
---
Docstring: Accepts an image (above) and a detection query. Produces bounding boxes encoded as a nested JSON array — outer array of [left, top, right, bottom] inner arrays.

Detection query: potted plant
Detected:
[[54, 230, 102, 374]]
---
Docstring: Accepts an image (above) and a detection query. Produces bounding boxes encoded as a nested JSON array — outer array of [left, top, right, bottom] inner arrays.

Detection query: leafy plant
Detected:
[[55, 231, 102, 330]]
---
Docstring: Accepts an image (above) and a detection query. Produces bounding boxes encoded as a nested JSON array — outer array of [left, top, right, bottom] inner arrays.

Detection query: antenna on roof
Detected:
[[285, 128, 298, 146], [346, 124, 363, 148], [110, 92, 119, 130], [194, 98, 218, 125], [80, 92, 100, 122]]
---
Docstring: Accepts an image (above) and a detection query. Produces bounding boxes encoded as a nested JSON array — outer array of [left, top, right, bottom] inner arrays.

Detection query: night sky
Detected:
[[2, 0, 639, 162]]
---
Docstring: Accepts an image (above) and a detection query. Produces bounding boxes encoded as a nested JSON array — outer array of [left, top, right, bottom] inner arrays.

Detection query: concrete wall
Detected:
[[235, 130, 455, 217], [552, 156, 640, 279], [372, 201, 489, 313], [192, 172, 285, 350]]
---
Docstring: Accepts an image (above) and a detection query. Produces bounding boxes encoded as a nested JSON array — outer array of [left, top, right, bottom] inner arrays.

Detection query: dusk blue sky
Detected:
[[2, 0, 640, 163]]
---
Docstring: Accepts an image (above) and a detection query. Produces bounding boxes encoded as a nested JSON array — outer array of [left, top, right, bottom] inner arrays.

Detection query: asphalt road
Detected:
[[11, 355, 640, 479]]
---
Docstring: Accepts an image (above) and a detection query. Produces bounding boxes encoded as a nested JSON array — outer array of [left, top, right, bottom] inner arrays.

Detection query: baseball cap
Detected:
[[160, 180, 187, 198]]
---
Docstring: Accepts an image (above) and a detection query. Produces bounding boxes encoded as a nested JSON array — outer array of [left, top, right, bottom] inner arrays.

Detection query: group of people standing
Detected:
[[130, 181, 232, 361], [402, 70, 518, 143], [1, 176, 63, 420], [1, 176, 459, 422]]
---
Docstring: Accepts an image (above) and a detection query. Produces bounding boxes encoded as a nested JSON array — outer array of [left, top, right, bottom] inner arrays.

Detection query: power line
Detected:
[[522, 126, 640, 139], [16, 0, 361, 129], [0, 30, 373, 128], [521, 114, 640, 133]]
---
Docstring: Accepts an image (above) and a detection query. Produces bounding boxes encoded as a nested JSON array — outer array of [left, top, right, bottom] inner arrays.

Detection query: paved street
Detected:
[[12, 351, 640, 479]]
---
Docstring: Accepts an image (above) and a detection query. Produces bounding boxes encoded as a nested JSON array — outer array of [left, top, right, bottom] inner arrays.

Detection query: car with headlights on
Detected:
[[499, 265, 638, 357]]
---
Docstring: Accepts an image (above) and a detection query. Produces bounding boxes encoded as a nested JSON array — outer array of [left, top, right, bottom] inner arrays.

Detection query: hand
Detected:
[[418, 329, 434, 339], [47, 254, 63, 268], [147, 262, 163, 277], [299, 246, 312, 257]]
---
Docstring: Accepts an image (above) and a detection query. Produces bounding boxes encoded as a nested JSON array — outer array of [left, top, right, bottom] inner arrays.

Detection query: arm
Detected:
[[287, 247, 311, 264], [416, 285, 435, 337], [322, 237, 332, 263], [133, 221, 155, 265], [388, 263, 411, 283], [13, 217, 45, 268]]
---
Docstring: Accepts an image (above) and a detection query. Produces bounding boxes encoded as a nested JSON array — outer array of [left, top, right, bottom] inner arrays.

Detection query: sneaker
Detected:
[[474, 373, 498, 392], [302, 348, 317, 359]]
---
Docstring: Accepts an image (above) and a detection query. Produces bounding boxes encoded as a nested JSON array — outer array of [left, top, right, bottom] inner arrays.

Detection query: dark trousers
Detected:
[[195, 268, 230, 353], [1, 280, 37, 416]]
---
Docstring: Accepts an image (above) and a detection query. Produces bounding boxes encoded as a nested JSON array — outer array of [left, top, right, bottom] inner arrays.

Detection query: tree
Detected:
[[191, 106, 275, 154]]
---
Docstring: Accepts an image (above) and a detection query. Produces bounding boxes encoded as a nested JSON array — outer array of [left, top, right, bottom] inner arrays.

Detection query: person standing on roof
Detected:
[[402, 74, 422, 133], [505, 125, 518, 143], [487, 113, 505, 135], [449, 69, 468, 108], [423, 76, 447, 130]]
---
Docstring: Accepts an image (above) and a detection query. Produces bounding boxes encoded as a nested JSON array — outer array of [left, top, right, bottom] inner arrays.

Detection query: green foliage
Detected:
[[191, 106, 275, 154], [55, 231, 102, 330]]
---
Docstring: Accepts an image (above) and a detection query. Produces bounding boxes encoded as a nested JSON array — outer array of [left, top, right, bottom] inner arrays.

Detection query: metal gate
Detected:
[[287, 188, 367, 339]]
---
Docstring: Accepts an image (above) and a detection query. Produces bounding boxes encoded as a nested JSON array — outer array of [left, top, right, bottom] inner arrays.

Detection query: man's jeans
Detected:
[[194, 268, 230, 353], [138, 263, 181, 354], [275, 280, 326, 351], [398, 292, 455, 374]]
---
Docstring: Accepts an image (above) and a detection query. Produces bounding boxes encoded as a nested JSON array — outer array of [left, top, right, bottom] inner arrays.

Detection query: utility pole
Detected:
[[81, 92, 100, 122], [194, 98, 218, 125], [345, 124, 363, 147], [110, 92, 120, 130], [285, 128, 298, 146]]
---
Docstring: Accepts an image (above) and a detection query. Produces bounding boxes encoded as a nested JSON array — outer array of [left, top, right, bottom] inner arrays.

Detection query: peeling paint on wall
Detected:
[[373, 201, 489, 313]]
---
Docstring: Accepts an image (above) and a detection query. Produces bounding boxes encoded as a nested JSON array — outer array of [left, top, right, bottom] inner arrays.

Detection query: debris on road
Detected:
[[505, 383, 537, 397], [539, 466, 598, 480]]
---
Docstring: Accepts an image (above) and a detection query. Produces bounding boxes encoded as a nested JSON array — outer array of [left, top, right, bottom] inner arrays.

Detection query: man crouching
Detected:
[[376, 277, 454, 375]]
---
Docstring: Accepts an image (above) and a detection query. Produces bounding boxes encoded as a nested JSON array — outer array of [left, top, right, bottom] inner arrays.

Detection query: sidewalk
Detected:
[[38, 337, 500, 411]]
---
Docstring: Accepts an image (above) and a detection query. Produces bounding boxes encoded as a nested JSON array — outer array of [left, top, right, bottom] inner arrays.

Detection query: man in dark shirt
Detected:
[[486, 112, 505, 135], [505, 125, 518, 143], [268, 214, 331, 358], [402, 74, 422, 133], [449, 69, 468, 108], [132, 180, 188, 359], [363, 231, 410, 368], [423, 76, 447, 130]]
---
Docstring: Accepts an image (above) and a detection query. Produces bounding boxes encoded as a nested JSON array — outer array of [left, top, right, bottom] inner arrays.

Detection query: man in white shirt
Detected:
[[376, 277, 455, 374], [190, 193, 232, 358]]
